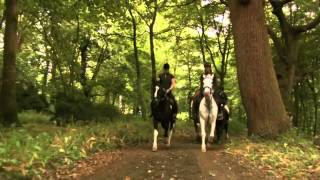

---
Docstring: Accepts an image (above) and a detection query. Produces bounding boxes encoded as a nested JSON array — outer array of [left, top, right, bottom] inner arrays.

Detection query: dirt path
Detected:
[[80, 137, 272, 180]]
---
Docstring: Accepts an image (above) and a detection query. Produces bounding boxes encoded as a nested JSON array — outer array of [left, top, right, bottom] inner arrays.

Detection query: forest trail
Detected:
[[79, 137, 271, 180]]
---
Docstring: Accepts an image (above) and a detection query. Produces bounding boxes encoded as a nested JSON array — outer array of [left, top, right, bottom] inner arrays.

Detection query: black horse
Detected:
[[190, 89, 201, 141], [150, 86, 175, 151], [213, 88, 229, 144]]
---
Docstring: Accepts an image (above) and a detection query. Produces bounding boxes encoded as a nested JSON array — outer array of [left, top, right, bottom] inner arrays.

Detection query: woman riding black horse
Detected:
[[150, 63, 178, 151]]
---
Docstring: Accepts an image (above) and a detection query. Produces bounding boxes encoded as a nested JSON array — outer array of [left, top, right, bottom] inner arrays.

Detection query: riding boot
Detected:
[[166, 92, 178, 124]]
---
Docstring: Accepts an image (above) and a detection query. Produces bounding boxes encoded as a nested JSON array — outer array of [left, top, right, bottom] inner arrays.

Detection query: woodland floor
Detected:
[[51, 135, 276, 180]]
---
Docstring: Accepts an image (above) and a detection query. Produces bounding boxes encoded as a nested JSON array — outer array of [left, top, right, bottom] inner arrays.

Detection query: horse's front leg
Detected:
[[200, 116, 206, 152], [167, 121, 174, 147], [152, 119, 159, 152], [194, 113, 201, 141], [225, 122, 229, 139], [208, 116, 217, 144]]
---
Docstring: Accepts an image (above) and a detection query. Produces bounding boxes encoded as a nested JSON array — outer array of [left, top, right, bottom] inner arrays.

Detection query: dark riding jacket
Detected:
[[157, 72, 178, 115], [158, 72, 175, 91]]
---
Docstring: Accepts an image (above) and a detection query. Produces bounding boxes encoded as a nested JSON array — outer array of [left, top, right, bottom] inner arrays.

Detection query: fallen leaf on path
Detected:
[[209, 171, 216, 176]]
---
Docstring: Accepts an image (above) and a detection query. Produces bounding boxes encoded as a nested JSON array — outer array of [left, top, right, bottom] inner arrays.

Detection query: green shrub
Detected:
[[18, 110, 52, 124], [16, 81, 48, 112], [228, 119, 247, 135], [226, 129, 320, 179], [54, 92, 120, 123], [0, 115, 151, 179]]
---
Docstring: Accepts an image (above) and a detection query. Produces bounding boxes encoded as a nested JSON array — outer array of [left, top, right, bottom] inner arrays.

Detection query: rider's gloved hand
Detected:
[[166, 88, 171, 94]]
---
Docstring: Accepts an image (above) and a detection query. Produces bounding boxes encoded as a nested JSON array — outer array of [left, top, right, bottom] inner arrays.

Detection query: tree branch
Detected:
[[267, 25, 283, 52], [269, 0, 291, 29], [292, 13, 320, 33], [164, 0, 195, 8], [219, 0, 228, 6], [135, 9, 150, 25], [280, 0, 294, 6]]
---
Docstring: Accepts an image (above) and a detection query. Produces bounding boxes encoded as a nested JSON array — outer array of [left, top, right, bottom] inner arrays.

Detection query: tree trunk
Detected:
[[229, 0, 289, 137], [0, 0, 19, 126], [268, 0, 320, 114], [313, 97, 318, 136], [42, 58, 50, 95], [307, 74, 319, 136], [129, 8, 146, 120], [79, 38, 90, 97], [149, 24, 157, 97], [194, 1, 206, 64], [49, 15, 67, 93], [187, 56, 192, 120], [274, 38, 299, 112], [292, 85, 300, 127], [199, 19, 206, 64], [301, 99, 306, 132]]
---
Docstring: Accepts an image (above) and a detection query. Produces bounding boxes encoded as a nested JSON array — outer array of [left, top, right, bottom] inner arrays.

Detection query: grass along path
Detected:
[[0, 112, 319, 179]]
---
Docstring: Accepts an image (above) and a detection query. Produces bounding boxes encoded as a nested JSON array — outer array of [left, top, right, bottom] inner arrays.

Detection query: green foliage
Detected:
[[228, 119, 247, 135], [0, 113, 152, 179], [54, 91, 120, 122], [1, 1, 319, 179], [16, 81, 48, 112], [18, 111, 52, 125], [226, 130, 320, 179]]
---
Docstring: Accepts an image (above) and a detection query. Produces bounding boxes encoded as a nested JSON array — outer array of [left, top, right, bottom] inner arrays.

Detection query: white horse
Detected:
[[199, 74, 218, 152]]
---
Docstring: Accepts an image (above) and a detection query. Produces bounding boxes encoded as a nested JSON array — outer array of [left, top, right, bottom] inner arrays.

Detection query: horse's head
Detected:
[[202, 74, 214, 101], [154, 86, 168, 102], [203, 87, 213, 107], [214, 87, 228, 106]]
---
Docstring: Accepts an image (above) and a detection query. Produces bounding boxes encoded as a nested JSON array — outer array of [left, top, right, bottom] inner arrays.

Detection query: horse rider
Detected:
[[193, 62, 217, 113], [156, 63, 178, 122], [201, 62, 217, 97]]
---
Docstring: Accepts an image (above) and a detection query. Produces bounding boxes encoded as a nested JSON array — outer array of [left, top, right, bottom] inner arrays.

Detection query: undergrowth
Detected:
[[226, 129, 320, 179], [0, 112, 153, 179]]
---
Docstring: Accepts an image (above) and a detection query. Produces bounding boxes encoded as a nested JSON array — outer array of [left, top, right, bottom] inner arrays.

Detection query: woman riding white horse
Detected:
[[199, 62, 218, 152]]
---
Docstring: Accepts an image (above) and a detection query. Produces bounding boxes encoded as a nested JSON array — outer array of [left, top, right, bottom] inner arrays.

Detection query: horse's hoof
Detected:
[[152, 146, 157, 152], [164, 138, 169, 145], [201, 148, 206, 152], [208, 136, 215, 144]]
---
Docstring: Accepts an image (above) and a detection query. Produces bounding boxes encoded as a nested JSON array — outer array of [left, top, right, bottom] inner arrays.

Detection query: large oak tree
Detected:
[[0, 0, 19, 126], [229, 0, 289, 136]]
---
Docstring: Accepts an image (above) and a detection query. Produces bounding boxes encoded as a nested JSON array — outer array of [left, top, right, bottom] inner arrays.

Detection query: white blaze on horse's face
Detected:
[[154, 86, 160, 98], [203, 74, 213, 88], [203, 74, 214, 95]]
